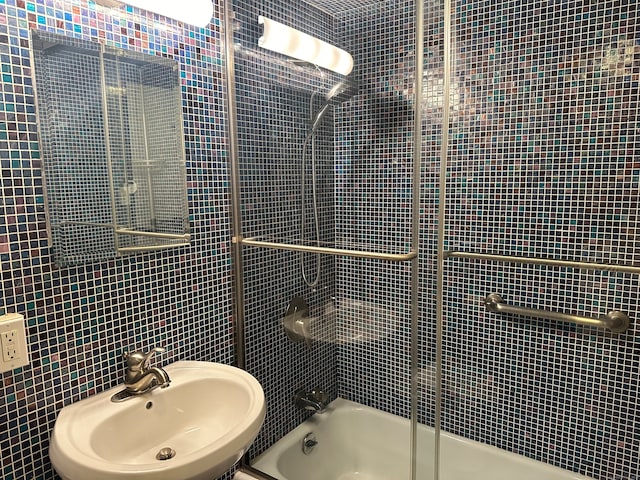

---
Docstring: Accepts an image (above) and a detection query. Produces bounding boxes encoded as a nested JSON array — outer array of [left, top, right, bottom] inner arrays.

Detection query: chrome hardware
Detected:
[[242, 236, 417, 262], [302, 433, 317, 455], [156, 447, 176, 461], [111, 389, 136, 403], [484, 293, 631, 333], [446, 250, 640, 275], [283, 296, 313, 348], [294, 388, 329, 413], [111, 347, 171, 402]]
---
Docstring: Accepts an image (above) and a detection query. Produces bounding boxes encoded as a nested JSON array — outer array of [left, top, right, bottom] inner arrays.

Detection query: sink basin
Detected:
[[49, 361, 265, 480]]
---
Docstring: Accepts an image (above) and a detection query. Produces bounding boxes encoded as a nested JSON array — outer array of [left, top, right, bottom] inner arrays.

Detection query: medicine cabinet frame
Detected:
[[30, 30, 191, 267]]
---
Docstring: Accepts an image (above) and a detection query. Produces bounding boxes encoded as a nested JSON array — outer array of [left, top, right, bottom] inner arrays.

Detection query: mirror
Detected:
[[31, 31, 190, 267]]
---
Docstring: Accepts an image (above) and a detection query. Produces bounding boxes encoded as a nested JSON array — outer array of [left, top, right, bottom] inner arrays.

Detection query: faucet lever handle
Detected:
[[124, 347, 165, 371]]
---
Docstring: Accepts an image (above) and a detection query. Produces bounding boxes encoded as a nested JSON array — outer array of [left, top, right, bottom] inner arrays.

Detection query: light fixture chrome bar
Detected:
[[445, 250, 640, 275], [241, 237, 417, 262], [484, 293, 631, 333], [117, 243, 190, 253], [115, 229, 191, 241]]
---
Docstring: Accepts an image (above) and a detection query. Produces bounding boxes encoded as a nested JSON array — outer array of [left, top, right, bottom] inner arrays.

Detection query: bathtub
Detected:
[[250, 398, 593, 480]]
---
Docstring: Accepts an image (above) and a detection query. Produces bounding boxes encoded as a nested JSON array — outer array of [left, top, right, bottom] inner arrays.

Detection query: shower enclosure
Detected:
[[225, 0, 639, 479]]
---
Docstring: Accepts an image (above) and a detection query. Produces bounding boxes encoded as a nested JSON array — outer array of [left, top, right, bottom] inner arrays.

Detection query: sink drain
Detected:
[[156, 447, 176, 461]]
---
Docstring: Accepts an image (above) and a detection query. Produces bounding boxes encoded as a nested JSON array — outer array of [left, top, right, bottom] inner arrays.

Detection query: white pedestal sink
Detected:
[[49, 361, 265, 480]]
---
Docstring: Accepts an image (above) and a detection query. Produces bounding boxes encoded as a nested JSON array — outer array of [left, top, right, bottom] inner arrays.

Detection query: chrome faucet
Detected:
[[123, 347, 171, 395], [294, 388, 329, 413]]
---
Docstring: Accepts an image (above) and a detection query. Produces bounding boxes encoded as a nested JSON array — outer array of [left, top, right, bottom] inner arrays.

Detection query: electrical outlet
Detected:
[[2, 329, 17, 345], [2, 344, 18, 362], [0, 313, 29, 374]]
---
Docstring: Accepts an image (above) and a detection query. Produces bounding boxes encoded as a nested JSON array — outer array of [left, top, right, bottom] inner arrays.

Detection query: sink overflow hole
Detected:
[[156, 447, 176, 461], [146, 401, 153, 409], [302, 432, 317, 455]]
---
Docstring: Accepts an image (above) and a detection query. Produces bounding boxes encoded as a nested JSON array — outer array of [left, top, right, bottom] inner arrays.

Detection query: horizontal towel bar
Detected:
[[241, 237, 417, 262], [484, 293, 631, 333], [55, 221, 191, 241], [115, 228, 191, 241], [445, 251, 640, 275], [117, 243, 190, 253]]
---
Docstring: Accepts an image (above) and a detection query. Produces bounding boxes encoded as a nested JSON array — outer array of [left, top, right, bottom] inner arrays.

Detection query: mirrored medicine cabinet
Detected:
[[31, 31, 190, 267]]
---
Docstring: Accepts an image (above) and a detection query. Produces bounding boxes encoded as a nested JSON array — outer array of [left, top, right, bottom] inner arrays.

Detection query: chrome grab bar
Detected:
[[117, 243, 190, 253], [484, 293, 631, 333], [115, 228, 191, 241]]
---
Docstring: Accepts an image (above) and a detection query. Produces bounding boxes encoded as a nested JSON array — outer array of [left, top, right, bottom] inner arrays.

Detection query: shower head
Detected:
[[326, 80, 359, 104], [309, 80, 359, 134]]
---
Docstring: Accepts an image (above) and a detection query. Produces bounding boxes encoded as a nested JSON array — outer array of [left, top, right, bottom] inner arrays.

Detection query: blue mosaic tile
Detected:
[[3, 0, 640, 479], [232, 0, 340, 461], [0, 0, 234, 478], [332, 1, 639, 479]]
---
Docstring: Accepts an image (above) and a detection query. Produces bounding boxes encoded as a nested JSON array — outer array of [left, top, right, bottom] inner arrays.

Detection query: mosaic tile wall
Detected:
[[231, 0, 340, 460], [0, 1, 234, 478], [334, 0, 640, 479], [334, 0, 420, 425], [440, 1, 640, 478], [4, 1, 630, 479]]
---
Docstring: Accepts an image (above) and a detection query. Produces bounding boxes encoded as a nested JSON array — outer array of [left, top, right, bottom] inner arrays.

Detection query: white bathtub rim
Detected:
[[252, 397, 594, 480]]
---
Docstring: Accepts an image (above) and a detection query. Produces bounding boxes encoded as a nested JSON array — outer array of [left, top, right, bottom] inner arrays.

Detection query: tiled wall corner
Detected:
[[438, 2, 640, 478]]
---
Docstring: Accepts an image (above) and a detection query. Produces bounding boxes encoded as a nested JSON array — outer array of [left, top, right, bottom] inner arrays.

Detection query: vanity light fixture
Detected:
[[258, 15, 354, 76]]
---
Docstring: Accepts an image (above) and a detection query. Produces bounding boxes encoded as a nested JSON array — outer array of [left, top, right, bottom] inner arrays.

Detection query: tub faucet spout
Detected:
[[295, 388, 329, 413]]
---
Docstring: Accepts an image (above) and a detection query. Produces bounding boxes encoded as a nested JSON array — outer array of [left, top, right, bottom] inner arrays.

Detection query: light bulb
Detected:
[[258, 16, 354, 76]]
